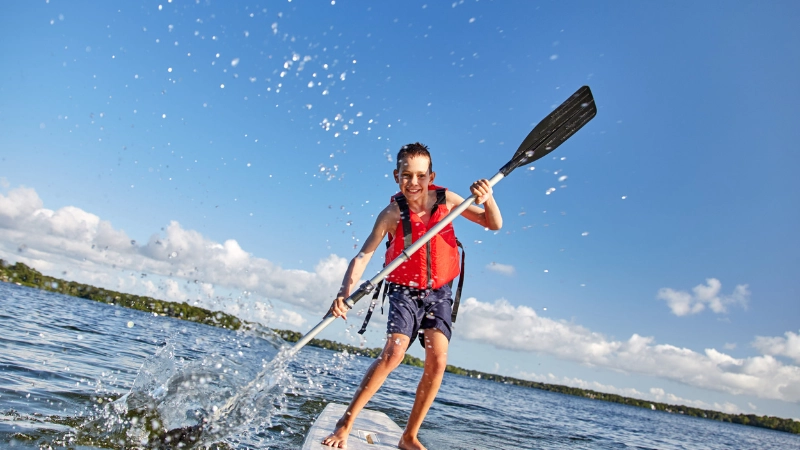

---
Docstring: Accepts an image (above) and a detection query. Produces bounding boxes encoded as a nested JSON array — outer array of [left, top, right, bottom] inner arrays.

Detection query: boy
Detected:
[[323, 142, 502, 450]]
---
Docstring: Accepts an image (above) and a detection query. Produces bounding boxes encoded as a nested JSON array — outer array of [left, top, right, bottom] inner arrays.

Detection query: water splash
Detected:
[[77, 325, 292, 448]]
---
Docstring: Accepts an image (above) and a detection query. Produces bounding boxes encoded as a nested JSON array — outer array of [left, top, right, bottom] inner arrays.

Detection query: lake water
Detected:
[[1, 282, 798, 449]]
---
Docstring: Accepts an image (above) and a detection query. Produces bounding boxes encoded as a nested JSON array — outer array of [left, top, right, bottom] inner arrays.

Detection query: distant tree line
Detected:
[[0, 259, 241, 331], [273, 328, 425, 368], [2, 259, 797, 435]]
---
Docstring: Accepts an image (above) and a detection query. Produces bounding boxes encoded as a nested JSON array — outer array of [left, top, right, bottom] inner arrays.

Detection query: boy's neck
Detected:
[[405, 188, 433, 214]]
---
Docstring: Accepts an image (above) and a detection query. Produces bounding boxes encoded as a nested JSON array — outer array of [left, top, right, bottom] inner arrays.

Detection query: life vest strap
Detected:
[[394, 195, 413, 249], [357, 279, 385, 336], [451, 239, 465, 324]]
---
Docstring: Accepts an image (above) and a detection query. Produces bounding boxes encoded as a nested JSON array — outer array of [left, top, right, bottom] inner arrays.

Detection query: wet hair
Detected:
[[396, 142, 432, 172]]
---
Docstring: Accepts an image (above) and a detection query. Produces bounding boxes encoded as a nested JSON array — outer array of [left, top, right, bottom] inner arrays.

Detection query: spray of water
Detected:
[[77, 324, 294, 448]]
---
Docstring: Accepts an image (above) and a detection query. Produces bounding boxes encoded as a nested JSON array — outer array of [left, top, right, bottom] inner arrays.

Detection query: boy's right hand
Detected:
[[328, 296, 349, 320]]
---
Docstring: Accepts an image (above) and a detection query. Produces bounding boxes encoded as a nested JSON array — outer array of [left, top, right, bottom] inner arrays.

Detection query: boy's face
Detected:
[[393, 155, 435, 201]]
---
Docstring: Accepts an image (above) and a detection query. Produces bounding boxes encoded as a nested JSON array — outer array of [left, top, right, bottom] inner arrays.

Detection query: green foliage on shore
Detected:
[[0, 259, 242, 331], [2, 259, 797, 435]]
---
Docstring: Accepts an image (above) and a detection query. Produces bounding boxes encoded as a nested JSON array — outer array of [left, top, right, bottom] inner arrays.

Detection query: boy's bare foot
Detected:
[[321, 417, 352, 448], [398, 434, 427, 450]]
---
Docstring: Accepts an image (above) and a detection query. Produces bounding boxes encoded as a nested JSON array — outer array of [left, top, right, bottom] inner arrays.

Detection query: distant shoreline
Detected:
[[2, 258, 797, 435]]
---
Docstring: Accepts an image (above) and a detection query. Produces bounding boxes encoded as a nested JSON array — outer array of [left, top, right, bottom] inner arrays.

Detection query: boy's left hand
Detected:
[[471, 179, 493, 205]]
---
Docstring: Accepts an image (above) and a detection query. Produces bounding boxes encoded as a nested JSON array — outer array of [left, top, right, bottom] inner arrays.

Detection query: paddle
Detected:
[[288, 85, 597, 356]]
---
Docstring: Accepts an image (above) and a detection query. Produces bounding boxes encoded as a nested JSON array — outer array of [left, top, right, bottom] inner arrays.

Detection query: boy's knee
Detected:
[[379, 334, 409, 368], [421, 330, 449, 373], [425, 353, 448, 374], [423, 347, 449, 374], [381, 350, 405, 368]]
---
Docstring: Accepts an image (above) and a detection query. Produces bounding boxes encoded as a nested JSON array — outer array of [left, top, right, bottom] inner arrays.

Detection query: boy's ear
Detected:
[[429, 171, 436, 184], [393, 169, 399, 183]]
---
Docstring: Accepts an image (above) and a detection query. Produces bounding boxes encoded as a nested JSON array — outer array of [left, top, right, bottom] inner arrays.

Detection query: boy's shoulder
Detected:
[[377, 200, 401, 221], [443, 188, 464, 208]]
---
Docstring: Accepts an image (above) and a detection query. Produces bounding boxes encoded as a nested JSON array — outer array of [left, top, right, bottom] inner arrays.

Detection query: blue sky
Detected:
[[1, 1, 799, 419]]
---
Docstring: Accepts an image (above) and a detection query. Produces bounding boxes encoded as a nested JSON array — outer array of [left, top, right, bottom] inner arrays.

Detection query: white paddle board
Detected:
[[301, 402, 404, 450]]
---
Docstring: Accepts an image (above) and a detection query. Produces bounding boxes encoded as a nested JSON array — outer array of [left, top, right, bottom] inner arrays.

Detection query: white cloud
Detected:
[[657, 278, 749, 316], [486, 262, 515, 276], [163, 278, 186, 302], [457, 298, 618, 362], [753, 331, 800, 364], [456, 297, 800, 403], [198, 282, 214, 299], [0, 186, 347, 326], [277, 309, 307, 328], [0, 186, 43, 228]]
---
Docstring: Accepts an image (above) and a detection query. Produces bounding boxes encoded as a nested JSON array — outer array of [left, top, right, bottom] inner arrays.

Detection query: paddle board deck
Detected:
[[302, 402, 403, 450]]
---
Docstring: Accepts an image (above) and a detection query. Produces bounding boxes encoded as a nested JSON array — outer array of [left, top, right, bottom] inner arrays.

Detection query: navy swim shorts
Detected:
[[385, 282, 454, 346]]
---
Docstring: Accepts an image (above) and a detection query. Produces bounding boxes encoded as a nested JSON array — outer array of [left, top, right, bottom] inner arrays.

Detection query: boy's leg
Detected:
[[399, 328, 449, 450], [321, 333, 410, 448]]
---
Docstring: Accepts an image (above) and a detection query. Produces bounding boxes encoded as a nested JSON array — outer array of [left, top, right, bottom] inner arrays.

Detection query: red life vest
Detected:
[[385, 185, 460, 289]]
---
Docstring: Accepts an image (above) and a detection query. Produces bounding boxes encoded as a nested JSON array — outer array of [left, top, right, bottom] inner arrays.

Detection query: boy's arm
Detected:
[[328, 203, 399, 320], [448, 179, 503, 230]]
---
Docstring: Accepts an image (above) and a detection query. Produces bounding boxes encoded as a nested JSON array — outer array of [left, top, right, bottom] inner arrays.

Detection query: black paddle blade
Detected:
[[500, 86, 597, 175]]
